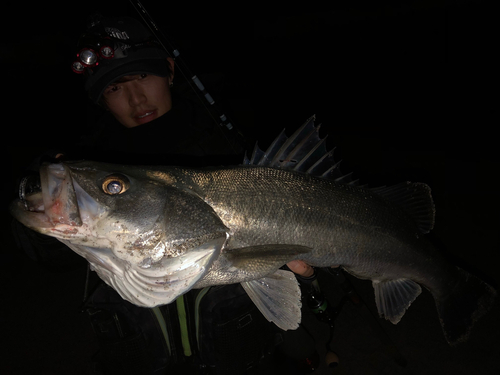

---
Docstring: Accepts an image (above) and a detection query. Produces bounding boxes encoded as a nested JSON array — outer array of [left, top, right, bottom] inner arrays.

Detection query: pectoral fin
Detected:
[[225, 244, 312, 277], [194, 244, 312, 288], [242, 269, 302, 331], [373, 278, 422, 324]]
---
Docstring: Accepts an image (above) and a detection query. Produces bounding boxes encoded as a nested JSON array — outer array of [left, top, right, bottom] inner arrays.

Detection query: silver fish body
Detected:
[[187, 167, 434, 274], [10, 118, 496, 345], [164, 166, 481, 341]]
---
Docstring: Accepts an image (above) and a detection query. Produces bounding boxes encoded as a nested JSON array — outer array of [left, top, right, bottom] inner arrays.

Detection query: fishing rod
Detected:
[[129, 0, 246, 153]]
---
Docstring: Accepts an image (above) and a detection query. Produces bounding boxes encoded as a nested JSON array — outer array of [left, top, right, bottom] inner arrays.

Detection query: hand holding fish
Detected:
[[287, 260, 314, 277]]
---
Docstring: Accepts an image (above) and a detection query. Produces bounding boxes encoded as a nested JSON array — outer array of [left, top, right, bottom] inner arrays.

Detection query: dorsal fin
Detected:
[[243, 116, 435, 233], [370, 182, 435, 233], [243, 115, 355, 183]]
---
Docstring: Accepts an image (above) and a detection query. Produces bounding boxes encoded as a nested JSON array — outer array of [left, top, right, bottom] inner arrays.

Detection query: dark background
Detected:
[[2, 1, 498, 374]]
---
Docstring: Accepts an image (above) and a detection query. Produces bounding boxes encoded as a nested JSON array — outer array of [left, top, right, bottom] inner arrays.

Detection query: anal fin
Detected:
[[242, 269, 302, 331], [373, 278, 422, 324]]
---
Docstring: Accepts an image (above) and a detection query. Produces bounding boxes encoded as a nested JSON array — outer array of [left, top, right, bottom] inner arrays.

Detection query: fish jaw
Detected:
[[61, 235, 226, 307], [10, 163, 107, 242], [39, 163, 83, 227]]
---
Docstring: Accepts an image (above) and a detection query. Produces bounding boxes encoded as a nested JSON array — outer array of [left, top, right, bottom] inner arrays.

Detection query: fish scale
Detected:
[[190, 167, 416, 266]]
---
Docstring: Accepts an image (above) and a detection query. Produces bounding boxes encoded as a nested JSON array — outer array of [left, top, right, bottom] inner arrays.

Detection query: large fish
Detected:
[[10, 116, 495, 345]]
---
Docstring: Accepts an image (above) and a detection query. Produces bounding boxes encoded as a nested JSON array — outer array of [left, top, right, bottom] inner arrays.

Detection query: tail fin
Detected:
[[436, 268, 496, 345]]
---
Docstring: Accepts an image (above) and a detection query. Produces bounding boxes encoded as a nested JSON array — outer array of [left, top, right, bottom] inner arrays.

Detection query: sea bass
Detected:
[[10, 116, 495, 345]]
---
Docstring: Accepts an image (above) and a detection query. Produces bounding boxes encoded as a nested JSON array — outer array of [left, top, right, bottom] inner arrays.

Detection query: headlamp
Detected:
[[72, 48, 99, 74], [71, 36, 115, 74], [100, 45, 114, 59], [72, 61, 85, 74], [79, 48, 99, 66]]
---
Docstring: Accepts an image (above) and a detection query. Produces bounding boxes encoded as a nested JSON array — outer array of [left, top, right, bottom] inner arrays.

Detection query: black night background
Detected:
[[1, 1, 498, 374]]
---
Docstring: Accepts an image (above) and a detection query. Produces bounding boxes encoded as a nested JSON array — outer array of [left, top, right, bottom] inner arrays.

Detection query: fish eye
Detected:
[[102, 174, 130, 195]]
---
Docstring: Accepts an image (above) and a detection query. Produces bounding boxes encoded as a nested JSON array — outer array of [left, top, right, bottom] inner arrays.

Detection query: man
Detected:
[[77, 15, 316, 283], [74, 15, 243, 164], [11, 14, 319, 374]]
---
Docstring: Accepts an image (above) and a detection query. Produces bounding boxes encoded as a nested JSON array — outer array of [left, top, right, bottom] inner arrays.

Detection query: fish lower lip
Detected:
[[19, 174, 42, 201]]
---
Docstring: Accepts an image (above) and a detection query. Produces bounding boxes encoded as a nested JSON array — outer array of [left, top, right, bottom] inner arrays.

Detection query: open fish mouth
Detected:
[[13, 174, 50, 228], [13, 164, 75, 228], [19, 173, 43, 211], [10, 163, 100, 238]]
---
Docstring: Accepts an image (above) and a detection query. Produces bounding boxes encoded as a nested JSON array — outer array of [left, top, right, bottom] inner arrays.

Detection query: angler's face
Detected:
[[102, 60, 174, 128]]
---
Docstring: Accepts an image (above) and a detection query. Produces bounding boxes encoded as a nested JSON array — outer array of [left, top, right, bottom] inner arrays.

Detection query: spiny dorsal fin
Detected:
[[243, 117, 435, 233], [243, 115, 354, 182], [370, 182, 435, 233]]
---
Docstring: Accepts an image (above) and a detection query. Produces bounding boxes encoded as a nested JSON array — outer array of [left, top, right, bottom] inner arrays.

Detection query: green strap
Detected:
[[152, 306, 171, 356], [195, 287, 211, 350], [176, 296, 192, 357]]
